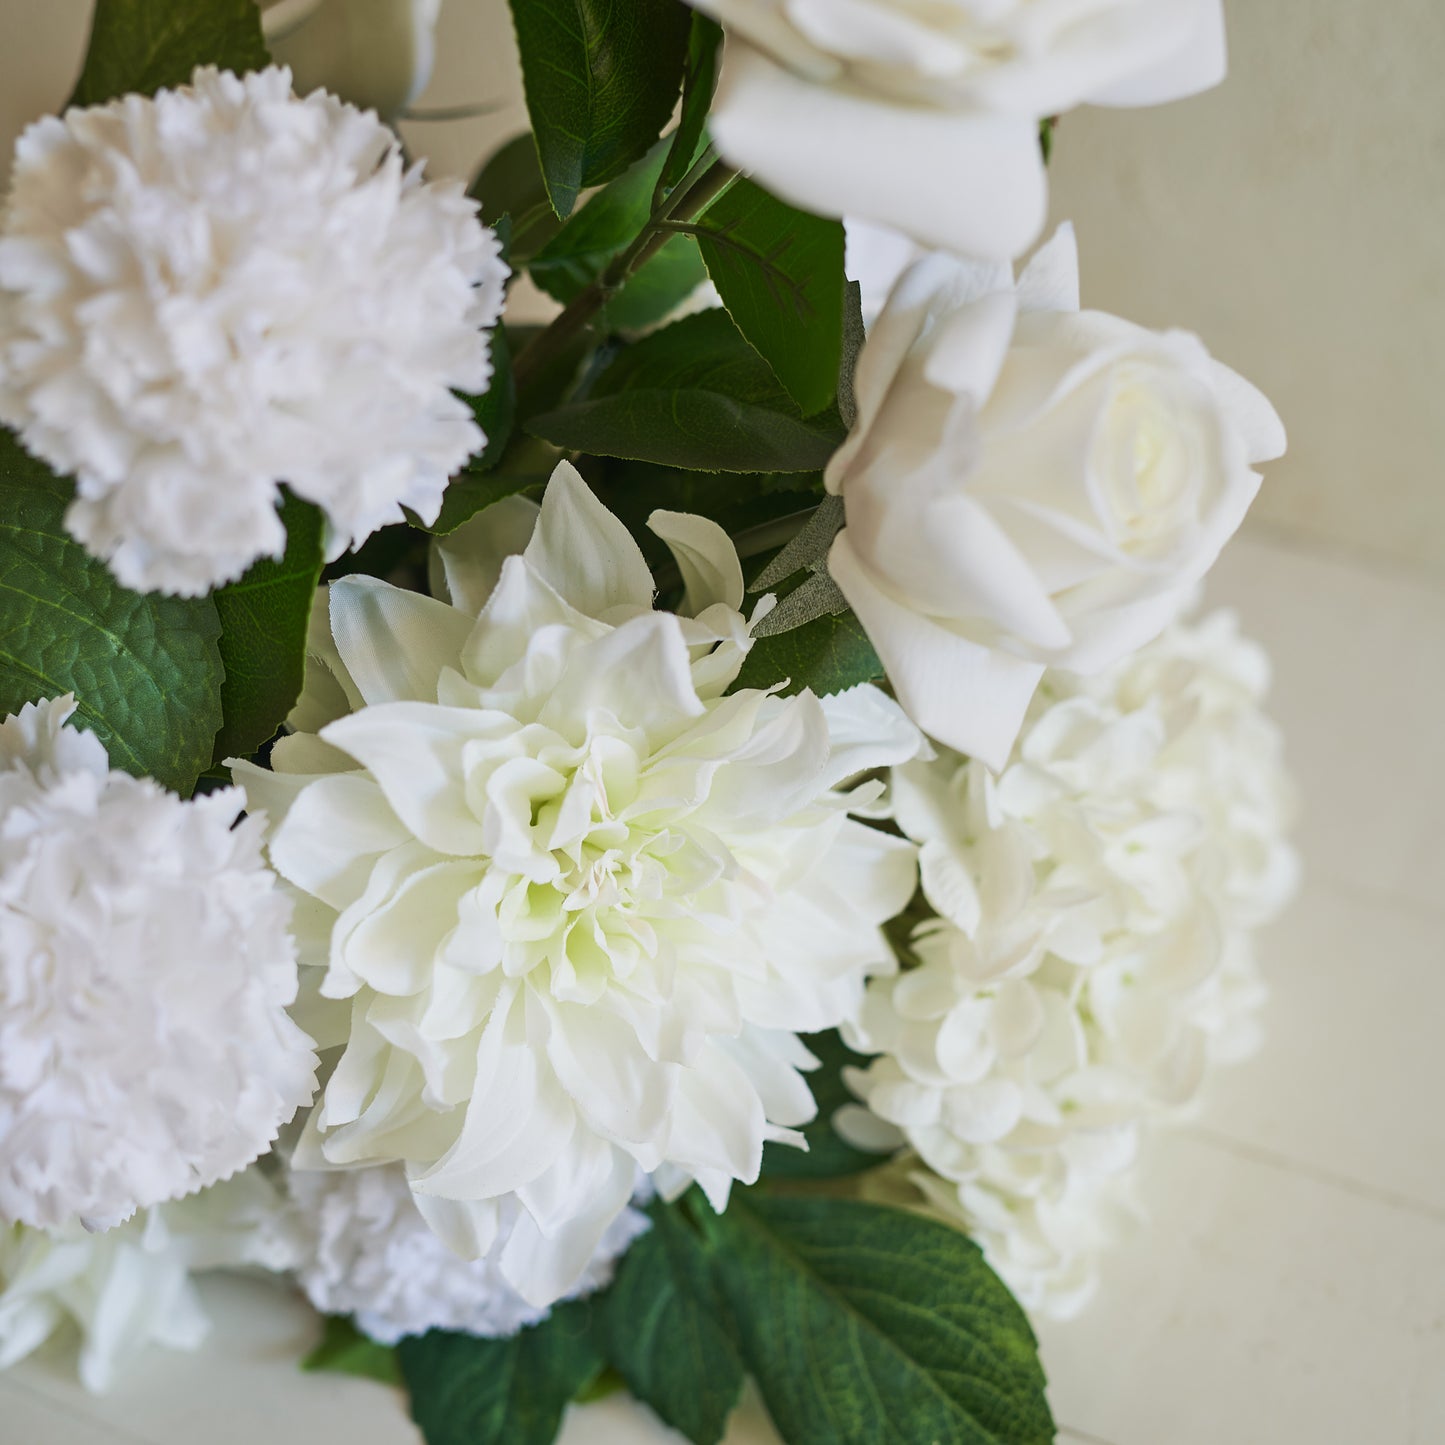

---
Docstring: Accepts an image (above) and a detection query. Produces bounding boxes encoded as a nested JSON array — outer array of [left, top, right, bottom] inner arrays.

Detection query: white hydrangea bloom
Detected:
[[235, 462, 921, 1307], [0, 1168, 298, 1393], [843, 611, 1298, 1318], [0, 696, 317, 1231], [0, 66, 508, 596], [289, 1163, 649, 1343]]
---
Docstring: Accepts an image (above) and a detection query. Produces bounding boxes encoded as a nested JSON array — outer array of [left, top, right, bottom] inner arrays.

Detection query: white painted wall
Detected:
[[3, 0, 1442, 573]]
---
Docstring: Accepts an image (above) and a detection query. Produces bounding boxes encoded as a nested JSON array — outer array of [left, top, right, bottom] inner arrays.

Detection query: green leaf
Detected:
[[592, 461, 821, 570], [468, 323, 517, 472], [837, 280, 866, 430], [593, 1201, 745, 1444], [761, 1031, 887, 1182], [210, 492, 323, 765], [71, 0, 270, 107], [693, 180, 846, 417], [705, 1196, 1055, 1445], [605, 234, 708, 331], [731, 609, 882, 698], [470, 134, 565, 267], [0, 429, 223, 795], [302, 1317, 402, 1387], [422, 433, 560, 536], [528, 311, 846, 473], [508, 0, 693, 219], [528, 140, 709, 332], [397, 1302, 603, 1445], [657, 14, 723, 200]]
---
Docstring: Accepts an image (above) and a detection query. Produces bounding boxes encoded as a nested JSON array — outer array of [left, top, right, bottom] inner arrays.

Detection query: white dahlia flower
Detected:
[[288, 1163, 649, 1344], [0, 66, 508, 596], [0, 1168, 298, 1393], [843, 611, 1298, 1318], [235, 462, 921, 1307], [0, 696, 317, 1232]]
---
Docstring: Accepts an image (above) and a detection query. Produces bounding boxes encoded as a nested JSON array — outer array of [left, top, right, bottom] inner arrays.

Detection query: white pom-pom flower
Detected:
[[289, 1163, 649, 1344], [843, 611, 1298, 1318], [0, 1168, 298, 1393], [235, 462, 921, 1307], [0, 696, 317, 1231], [0, 66, 508, 596]]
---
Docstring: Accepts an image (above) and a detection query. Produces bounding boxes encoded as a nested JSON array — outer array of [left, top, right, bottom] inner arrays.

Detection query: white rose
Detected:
[[690, 0, 1226, 257], [262, 0, 441, 119], [826, 225, 1285, 770]]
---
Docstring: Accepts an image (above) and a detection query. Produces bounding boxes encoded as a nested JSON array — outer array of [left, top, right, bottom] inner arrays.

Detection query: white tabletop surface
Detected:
[[5, 528, 1443, 1445]]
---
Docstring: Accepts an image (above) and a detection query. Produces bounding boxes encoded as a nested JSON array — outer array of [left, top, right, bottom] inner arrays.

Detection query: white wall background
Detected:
[[4, 0, 1443, 580]]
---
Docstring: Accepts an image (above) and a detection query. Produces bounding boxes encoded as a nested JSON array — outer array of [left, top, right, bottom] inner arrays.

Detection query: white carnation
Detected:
[[289, 1164, 649, 1344], [0, 1168, 297, 1393], [236, 462, 921, 1307], [0, 696, 317, 1231], [843, 611, 1298, 1318], [0, 66, 508, 596]]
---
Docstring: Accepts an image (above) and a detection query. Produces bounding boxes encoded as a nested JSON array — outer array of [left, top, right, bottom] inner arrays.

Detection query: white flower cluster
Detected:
[[236, 462, 921, 1309], [0, 66, 507, 596], [843, 611, 1298, 1317], [0, 697, 316, 1232], [288, 1164, 649, 1344], [691, 0, 1225, 259], [0, 1169, 297, 1393]]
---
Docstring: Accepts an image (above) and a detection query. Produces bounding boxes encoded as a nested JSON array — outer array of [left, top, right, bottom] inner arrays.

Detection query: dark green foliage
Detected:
[[0, 430, 224, 795], [507, 0, 693, 218], [71, 0, 269, 106], [210, 492, 323, 765]]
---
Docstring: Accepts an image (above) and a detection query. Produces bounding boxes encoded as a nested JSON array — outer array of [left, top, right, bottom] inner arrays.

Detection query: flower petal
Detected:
[[828, 531, 1044, 770], [524, 461, 655, 619], [711, 42, 1048, 261]]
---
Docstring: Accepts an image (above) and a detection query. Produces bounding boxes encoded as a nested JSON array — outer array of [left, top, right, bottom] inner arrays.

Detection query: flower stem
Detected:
[[511, 154, 738, 400]]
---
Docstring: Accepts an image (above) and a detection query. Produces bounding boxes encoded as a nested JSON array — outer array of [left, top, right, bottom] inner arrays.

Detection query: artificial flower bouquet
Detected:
[[0, 1, 1297, 1441]]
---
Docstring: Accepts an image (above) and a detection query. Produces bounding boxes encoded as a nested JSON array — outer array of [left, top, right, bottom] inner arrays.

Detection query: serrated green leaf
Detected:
[[731, 609, 882, 698], [470, 133, 565, 267], [694, 180, 846, 417], [302, 1316, 402, 1387], [761, 1031, 886, 1182], [528, 311, 845, 473], [528, 139, 708, 332], [397, 1302, 603, 1445], [705, 1196, 1055, 1445], [71, 0, 270, 106], [657, 14, 723, 200], [210, 492, 322, 765], [593, 1201, 744, 1444], [0, 429, 223, 795], [507, 0, 692, 219]]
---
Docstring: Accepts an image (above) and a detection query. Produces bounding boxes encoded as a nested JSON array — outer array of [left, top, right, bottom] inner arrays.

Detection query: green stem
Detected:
[[511, 154, 738, 397]]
